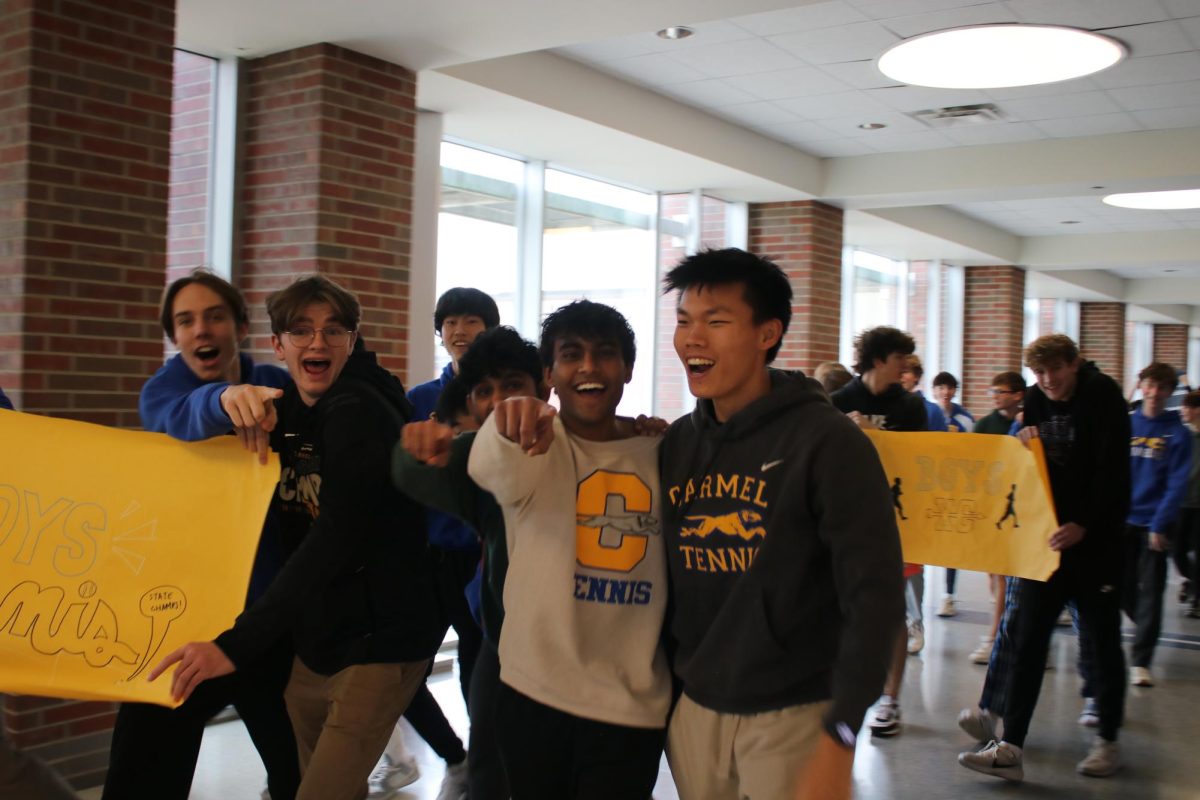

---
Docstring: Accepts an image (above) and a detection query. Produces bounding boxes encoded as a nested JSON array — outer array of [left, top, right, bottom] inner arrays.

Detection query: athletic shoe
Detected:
[[937, 596, 957, 617], [435, 758, 468, 800], [1131, 666, 1154, 687], [969, 636, 993, 665], [1078, 698, 1100, 727], [1077, 736, 1121, 777], [957, 707, 998, 742], [368, 753, 421, 797], [958, 740, 1024, 782], [870, 700, 901, 737], [907, 622, 924, 655]]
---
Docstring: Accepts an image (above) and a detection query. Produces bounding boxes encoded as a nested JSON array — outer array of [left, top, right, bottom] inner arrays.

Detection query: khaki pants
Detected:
[[667, 694, 831, 800], [284, 657, 430, 800]]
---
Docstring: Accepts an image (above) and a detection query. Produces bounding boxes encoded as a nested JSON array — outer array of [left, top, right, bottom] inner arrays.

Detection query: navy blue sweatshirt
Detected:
[[1129, 407, 1191, 532]]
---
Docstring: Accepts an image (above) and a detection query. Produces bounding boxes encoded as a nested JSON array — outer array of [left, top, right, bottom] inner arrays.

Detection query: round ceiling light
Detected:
[[878, 24, 1125, 89], [1102, 189, 1200, 210], [657, 26, 694, 40]]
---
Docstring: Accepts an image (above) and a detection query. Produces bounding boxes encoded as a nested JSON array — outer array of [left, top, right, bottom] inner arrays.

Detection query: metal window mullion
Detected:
[[926, 259, 942, 379], [208, 56, 240, 280]]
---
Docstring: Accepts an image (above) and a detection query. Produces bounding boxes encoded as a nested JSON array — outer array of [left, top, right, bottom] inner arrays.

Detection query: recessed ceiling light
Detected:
[[878, 24, 1125, 89], [1060, 220, 1080, 224], [657, 26, 694, 40], [858, 122, 887, 130], [1102, 189, 1200, 210], [1164, 269, 1179, 273]]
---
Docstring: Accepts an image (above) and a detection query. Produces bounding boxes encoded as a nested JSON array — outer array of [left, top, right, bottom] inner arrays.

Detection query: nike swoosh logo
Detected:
[[761, 459, 784, 471]]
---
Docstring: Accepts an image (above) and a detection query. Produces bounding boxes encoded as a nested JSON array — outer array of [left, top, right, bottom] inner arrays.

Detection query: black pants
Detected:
[[1173, 508, 1200, 607], [1003, 568, 1125, 746], [102, 638, 299, 800], [1123, 524, 1168, 667], [467, 637, 510, 800], [946, 568, 958, 595], [403, 546, 481, 764], [496, 683, 664, 800]]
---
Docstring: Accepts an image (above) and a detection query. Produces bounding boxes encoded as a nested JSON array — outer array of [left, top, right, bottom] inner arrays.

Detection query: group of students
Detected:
[[2, 244, 1192, 799]]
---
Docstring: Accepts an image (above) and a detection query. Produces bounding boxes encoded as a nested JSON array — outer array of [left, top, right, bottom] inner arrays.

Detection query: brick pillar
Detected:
[[239, 43, 415, 375], [0, 0, 175, 787], [747, 201, 842, 373], [1152, 323, 1188, 375], [962, 266, 1026, 418], [1080, 302, 1126, 384], [166, 49, 215, 284], [1039, 298, 1057, 335]]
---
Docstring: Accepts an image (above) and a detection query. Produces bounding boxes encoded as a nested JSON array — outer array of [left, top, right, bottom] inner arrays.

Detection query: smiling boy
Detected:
[[661, 249, 903, 800]]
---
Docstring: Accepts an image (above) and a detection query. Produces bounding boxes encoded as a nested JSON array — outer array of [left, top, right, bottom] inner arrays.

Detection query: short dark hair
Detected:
[[853, 326, 915, 375], [1024, 334, 1078, 369], [1139, 362, 1179, 391], [663, 247, 792, 363], [456, 326, 542, 391], [816, 363, 853, 394], [160, 268, 248, 341], [991, 371, 1026, 393], [1183, 389, 1200, 409], [433, 374, 470, 425], [266, 275, 361, 336], [932, 371, 958, 389], [434, 287, 500, 332], [539, 300, 635, 369]]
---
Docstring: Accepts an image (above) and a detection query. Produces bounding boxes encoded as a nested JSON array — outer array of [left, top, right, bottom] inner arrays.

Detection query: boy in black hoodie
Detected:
[[661, 249, 904, 800], [150, 275, 442, 800]]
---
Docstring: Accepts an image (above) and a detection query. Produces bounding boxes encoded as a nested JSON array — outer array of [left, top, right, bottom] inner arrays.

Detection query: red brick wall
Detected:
[[1080, 302, 1126, 385], [1152, 323, 1188, 375], [166, 49, 215, 284], [239, 43, 415, 375], [963, 266, 1025, 418], [0, 0, 175, 787], [907, 260, 930, 364], [748, 201, 842, 374], [1039, 298, 1056, 336]]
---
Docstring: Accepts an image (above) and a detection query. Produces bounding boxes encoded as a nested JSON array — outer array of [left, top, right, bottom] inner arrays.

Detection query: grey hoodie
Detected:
[[660, 370, 904, 743]]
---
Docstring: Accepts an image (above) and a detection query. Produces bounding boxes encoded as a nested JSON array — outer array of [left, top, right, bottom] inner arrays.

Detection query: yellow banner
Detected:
[[863, 431, 1060, 581], [0, 411, 277, 707]]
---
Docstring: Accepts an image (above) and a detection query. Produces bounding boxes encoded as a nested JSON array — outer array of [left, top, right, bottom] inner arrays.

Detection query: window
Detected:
[[840, 248, 908, 368]]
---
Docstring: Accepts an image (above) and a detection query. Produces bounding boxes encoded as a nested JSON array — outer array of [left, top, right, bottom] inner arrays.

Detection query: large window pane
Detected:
[[541, 170, 656, 416], [851, 249, 905, 333]]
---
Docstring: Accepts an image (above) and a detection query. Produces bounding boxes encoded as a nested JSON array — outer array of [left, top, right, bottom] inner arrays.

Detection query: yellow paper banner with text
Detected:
[[0, 411, 277, 707], [863, 431, 1060, 581]]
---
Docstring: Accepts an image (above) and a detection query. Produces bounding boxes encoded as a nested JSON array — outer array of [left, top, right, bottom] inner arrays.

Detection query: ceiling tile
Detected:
[[593, 53, 710, 86], [1005, 0, 1171, 28], [723, 65, 853, 100], [845, 129, 957, 151], [1091, 51, 1200, 89], [1029, 111, 1143, 137], [1165, 0, 1200, 19], [878, 2, 1019, 38], [939, 122, 1047, 145], [710, 100, 801, 126], [817, 108, 933, 134], [984, 77, 1101, 100], [1107, 78, 1200, 110], [794, 138, 880, 156], [556, 21, 758, 63], [817, 59, 902, 88], [731, 2, 869, 36], [666, 37, 804, 78], [998, 90, 1122, 120], [768, 21, 902, 64], [864, 84, 995, 111], [847, 0, 997, 20], [1131, 104, 1200, 128], [762, 120, 852, 141], [658, 78, 761, 107], [774, 90, 894, 120], [1179, 16, 1200, 50], [1106, 20, 1196, 57]]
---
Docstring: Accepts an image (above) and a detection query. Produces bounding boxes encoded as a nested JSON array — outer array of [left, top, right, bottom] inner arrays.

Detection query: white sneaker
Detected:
[[937, 596, 957, 617], [968, 636, 993, 665], [959, 740, 1023, 782], [435, 758, 468, 800], [1131, 666, 1154, 687], [1077, 736, 1121, 777], [1078, 698, 1100, 728], [869, 699, 901, 737], [957, 707, 998, 742], [907, 622, 924, 655], [368, 752, 421, 797]]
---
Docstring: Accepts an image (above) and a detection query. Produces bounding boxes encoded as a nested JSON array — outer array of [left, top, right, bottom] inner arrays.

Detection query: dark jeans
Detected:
[[403, 546, 482, 764], [946, 568, 958, 595], [979, 577, 1022, 715], [1173, 508, 1200, 606], [467, 637, 510, 800], [496, 683, 664, 800], [1003, 568, 1125, 746], [102, 638, 299, 800], [1123, 524, 1168, 667]]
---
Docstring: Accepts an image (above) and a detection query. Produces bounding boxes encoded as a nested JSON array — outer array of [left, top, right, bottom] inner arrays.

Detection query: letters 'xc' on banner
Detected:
[[0, 411, 277, 707], [863, 430, 1060, 582]]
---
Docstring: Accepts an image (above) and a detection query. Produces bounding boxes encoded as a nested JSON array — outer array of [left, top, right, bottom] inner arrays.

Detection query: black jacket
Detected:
[[830, 377, 929, 432], [660, 370, 904, 743], [216, 348, 443, 674]]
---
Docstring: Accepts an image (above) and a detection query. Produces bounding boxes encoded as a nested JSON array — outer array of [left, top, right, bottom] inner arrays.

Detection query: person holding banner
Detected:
[[662, 249, 904, 800], [959, 334, 1131, 782], [104, 270, 301, 800], [150, 276, 443, 800], [832, 326, 929, 738], [0, 385, 12, 410]]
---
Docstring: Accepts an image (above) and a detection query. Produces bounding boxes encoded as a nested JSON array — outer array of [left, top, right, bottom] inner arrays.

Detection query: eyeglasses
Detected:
[[284, 326, 355, 348]]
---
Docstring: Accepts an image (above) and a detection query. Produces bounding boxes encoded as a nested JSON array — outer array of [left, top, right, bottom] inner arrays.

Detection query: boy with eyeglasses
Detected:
[[974, 372, 1026, 435], [151, 275, 442, 800]]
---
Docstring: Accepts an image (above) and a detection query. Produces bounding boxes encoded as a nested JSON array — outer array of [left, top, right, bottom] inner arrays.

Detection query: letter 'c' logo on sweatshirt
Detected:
[[575, 470, 657, 573]]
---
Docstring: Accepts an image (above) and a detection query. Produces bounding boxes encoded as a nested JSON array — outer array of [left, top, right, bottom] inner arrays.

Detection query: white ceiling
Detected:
[[177, 0, 1200, 323]]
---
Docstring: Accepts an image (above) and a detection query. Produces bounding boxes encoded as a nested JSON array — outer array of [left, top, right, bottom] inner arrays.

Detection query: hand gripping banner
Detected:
[[0, 411, 277, 707], [863, 430, 1060, 581]]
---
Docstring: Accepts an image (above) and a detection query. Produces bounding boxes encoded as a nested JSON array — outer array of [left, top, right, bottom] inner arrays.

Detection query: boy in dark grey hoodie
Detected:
[[660, 248, 904, 800]]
